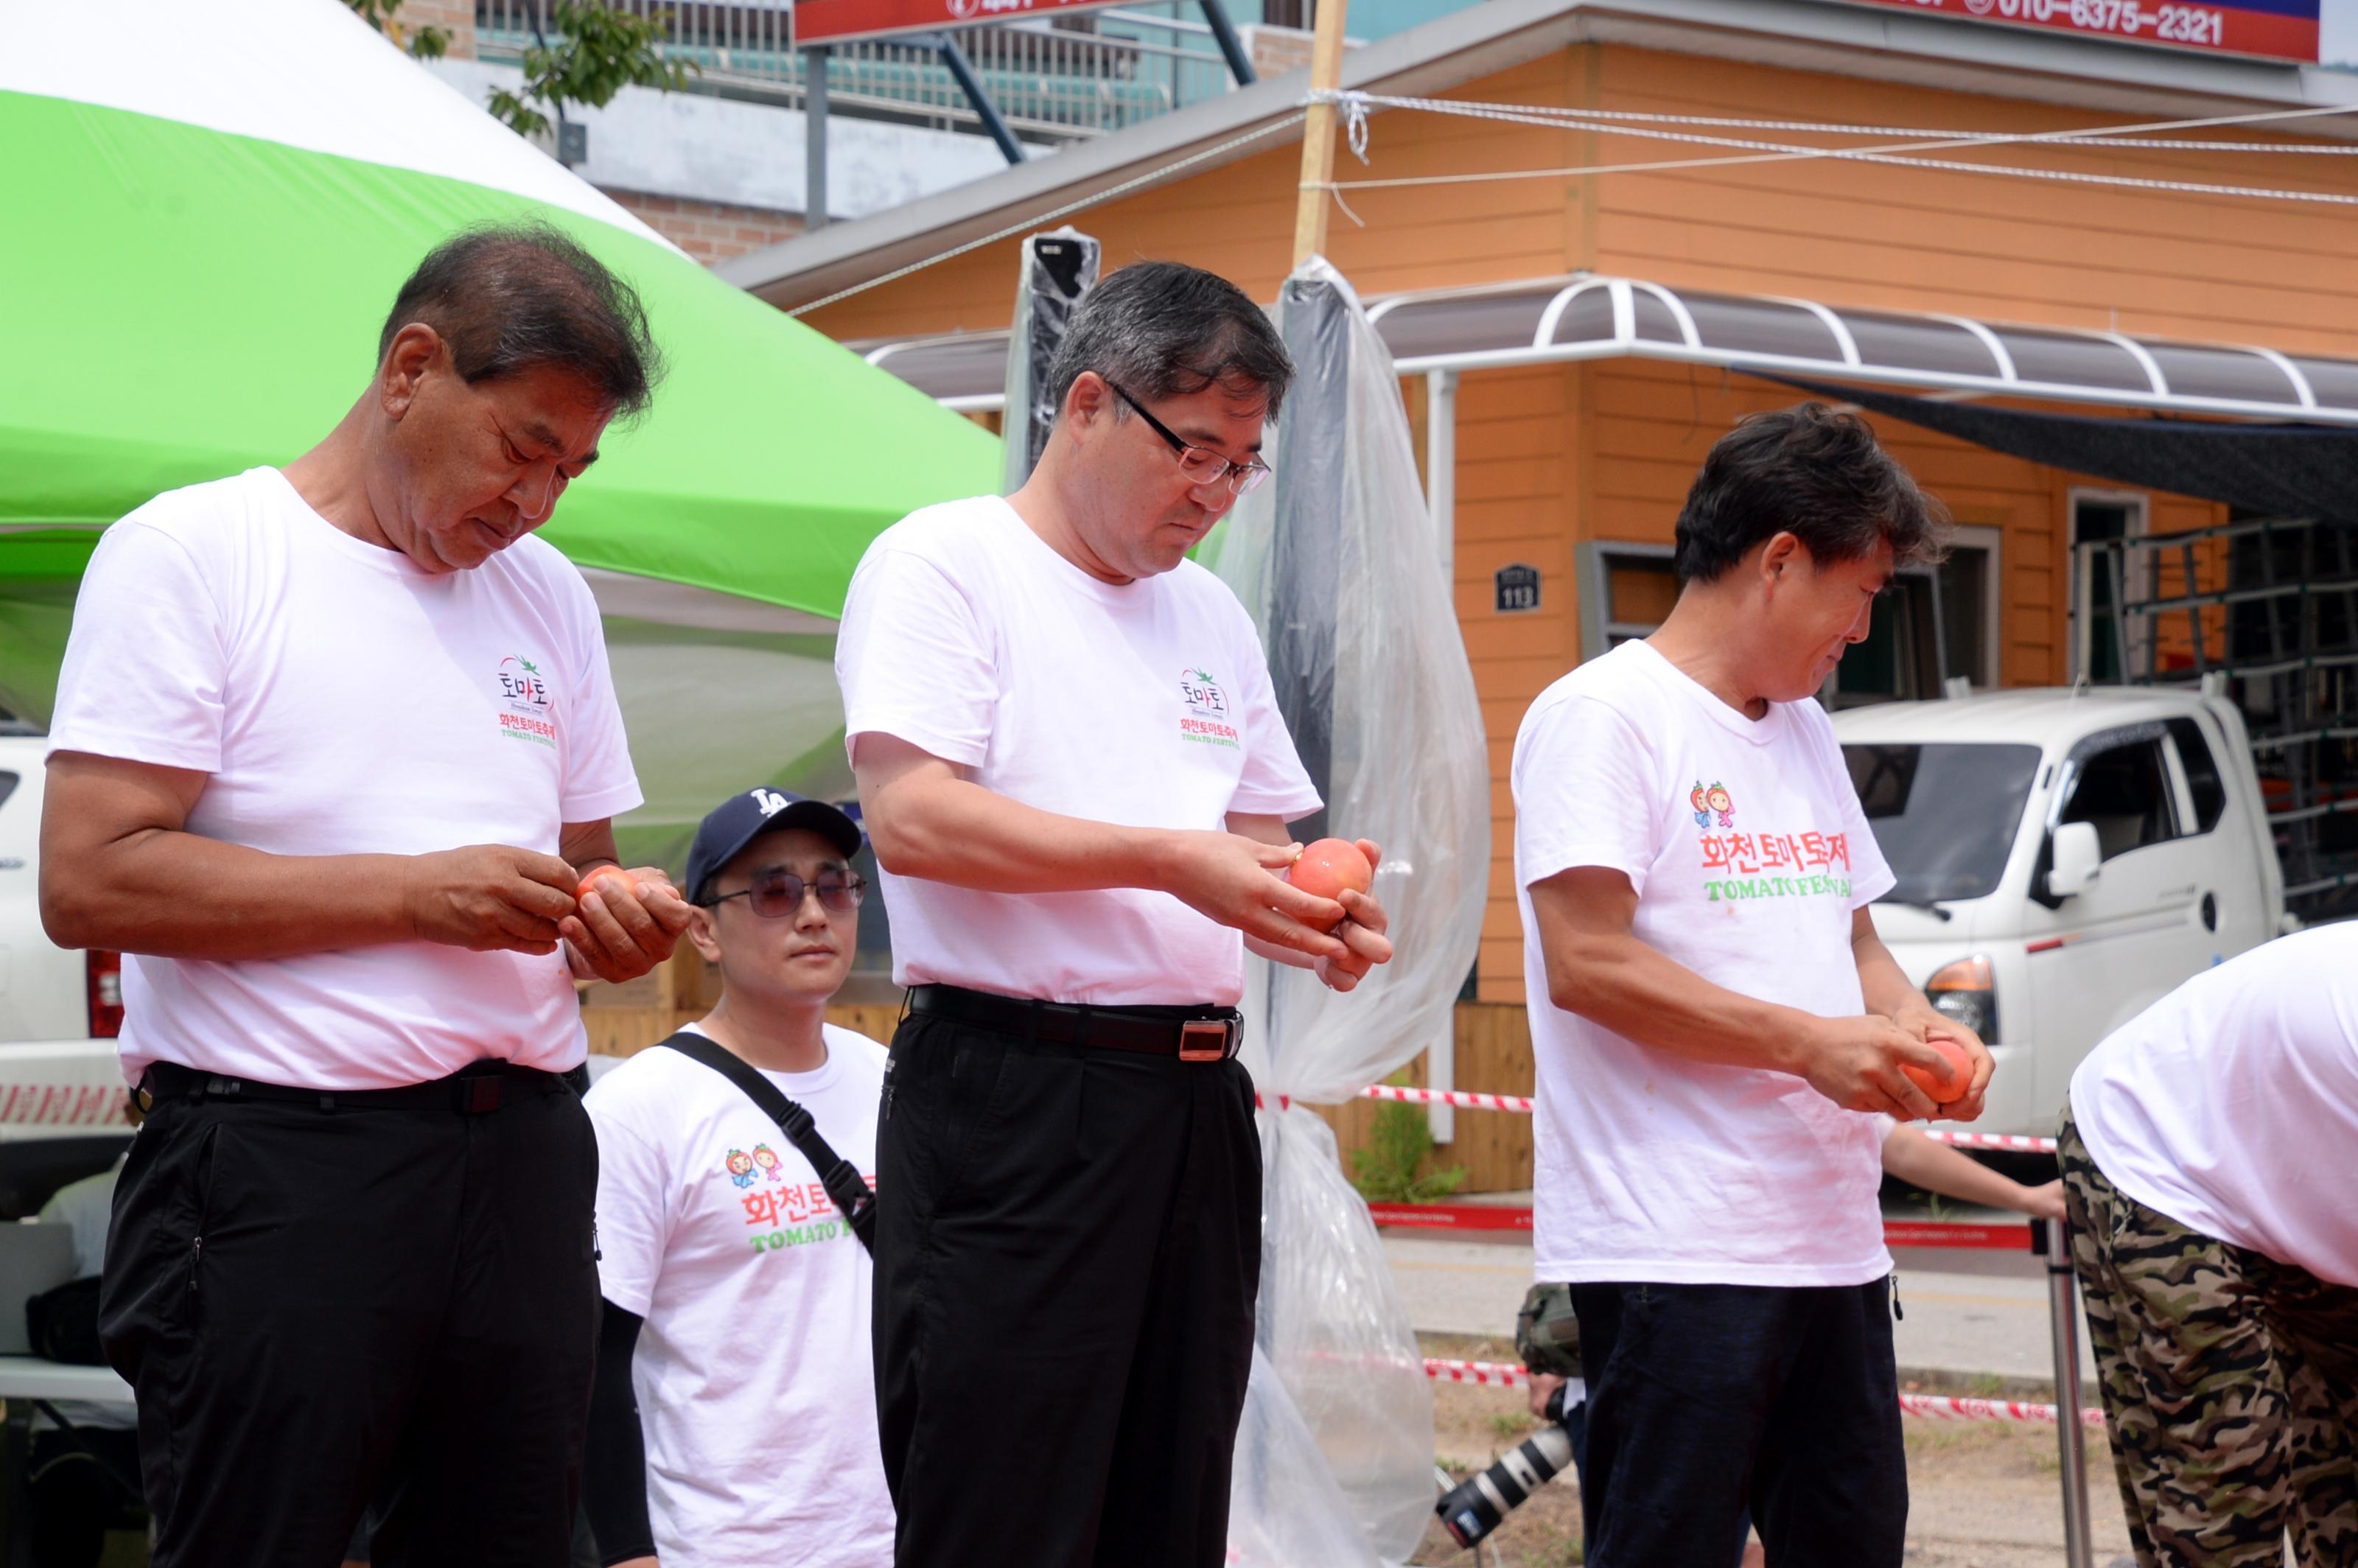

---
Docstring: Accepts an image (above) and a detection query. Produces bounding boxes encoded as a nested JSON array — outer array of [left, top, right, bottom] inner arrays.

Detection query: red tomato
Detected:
[[576, 870, 637, 907], [1901, 1036, 1976, 1105], [1286, 839, 1374, 928]]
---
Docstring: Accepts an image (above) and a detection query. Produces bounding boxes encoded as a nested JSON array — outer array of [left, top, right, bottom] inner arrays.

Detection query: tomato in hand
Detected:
[[1902, 1036, 1976, 1105], [1286, 839, 1374, 930]]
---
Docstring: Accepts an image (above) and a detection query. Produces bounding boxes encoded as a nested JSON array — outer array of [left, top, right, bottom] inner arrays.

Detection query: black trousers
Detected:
[[1571, 1278, 1907, 1568], [872, 1009, 1262, 1568], [98, 1065, 601, 1568]]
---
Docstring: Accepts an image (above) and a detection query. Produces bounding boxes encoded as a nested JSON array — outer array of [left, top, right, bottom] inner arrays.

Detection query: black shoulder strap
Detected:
[[654, 1032, 876, 1255]]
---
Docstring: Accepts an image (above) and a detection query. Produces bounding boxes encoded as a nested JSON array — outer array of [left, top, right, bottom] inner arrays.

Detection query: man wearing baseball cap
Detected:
[[581, 788, 893, 1568]]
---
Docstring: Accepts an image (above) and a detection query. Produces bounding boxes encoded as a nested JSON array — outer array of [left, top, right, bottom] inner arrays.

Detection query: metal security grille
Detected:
[[2078, 516, 2358, 922]]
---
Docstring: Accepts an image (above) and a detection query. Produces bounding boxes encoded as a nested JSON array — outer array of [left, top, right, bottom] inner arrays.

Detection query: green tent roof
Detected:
[[0, 0, 1001, 861]]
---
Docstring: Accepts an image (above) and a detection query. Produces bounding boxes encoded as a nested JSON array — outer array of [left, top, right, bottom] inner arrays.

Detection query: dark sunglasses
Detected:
[[702, 869, 867, 918]]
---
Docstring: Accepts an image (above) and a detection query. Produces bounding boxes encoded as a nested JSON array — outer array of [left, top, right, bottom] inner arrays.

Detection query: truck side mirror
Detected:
[[2046, 822, 2103, 901]]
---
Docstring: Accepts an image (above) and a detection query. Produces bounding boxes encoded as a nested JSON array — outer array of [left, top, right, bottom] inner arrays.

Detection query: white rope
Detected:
[[1308, 91, 2358, 206], [1315, 91, 2358, 154], [786, 112, 1309, 318]]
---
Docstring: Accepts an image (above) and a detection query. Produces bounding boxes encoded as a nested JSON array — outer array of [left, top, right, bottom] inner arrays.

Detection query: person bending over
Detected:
[[2062, 925, 2357, 1568]]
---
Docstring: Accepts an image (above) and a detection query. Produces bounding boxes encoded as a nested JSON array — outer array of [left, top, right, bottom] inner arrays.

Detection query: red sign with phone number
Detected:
[[794, 0, 1132, 46], [1824, 0, 2318, 62]]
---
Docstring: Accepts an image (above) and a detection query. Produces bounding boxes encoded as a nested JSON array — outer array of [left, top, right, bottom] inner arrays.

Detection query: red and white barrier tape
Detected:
[[1425, 1357, 1528, 1388], [1362, 1082, 1536, 1115], [1343, 1082, 2058, 1154], [1898, 1391, 2106, 1429], [1425, 1359, 2104, 1428]]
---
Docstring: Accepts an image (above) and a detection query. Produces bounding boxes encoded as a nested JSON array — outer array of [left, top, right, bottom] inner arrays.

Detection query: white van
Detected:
[[1830, 688, 2285, 1135]]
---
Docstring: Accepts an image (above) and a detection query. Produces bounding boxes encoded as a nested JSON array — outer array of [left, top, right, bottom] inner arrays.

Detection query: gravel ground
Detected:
[[1413, 1333, 2133, 1567]]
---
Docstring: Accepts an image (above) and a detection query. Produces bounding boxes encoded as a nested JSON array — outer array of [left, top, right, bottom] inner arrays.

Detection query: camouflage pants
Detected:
[[2059, 1108, 2358, 1568]]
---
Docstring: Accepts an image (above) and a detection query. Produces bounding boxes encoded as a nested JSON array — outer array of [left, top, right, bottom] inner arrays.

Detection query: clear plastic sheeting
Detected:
[[1212, 256, 1492, 1566], [1216, 256, 1491, 1106], [1253, 1107, 1437, 1558], [1227, 1343, 1387, 1568], [1001, 229, 1100, 491]]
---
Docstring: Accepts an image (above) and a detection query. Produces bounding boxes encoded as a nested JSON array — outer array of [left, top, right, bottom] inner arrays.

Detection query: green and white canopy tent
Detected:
[[0, 0, 998, 867]]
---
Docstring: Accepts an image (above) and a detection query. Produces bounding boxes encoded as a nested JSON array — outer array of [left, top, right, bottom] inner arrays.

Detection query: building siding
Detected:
[[790, 35, 2339, 1007]]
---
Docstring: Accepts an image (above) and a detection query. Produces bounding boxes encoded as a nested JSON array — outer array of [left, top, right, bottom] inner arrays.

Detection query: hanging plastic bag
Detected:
[[1214, 256, 1491, 1565]]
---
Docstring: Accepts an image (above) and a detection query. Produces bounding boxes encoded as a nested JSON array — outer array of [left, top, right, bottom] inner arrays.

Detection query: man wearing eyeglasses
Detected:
[[835, 259, 1395, 1568], [581, 787, 892, 1568]]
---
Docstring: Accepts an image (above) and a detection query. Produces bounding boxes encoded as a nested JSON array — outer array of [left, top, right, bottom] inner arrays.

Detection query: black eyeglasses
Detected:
[[702, 869, 867, 918], [1105, 381, 1273, 497]]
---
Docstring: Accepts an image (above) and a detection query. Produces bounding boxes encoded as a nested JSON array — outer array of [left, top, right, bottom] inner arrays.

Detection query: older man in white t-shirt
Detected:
[[1512, 405, 1989, 1568], [2061, 926, 2358, 1568], [835, 261, 1394, 1568], [38, 225, 692, 1568]]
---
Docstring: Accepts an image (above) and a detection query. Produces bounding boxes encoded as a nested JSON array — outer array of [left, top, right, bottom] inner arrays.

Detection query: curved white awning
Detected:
[[852, 273, 2358, 426]]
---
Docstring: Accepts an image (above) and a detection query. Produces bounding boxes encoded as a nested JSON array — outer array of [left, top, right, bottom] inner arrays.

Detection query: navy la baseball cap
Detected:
[[685, 788, 864, 906]]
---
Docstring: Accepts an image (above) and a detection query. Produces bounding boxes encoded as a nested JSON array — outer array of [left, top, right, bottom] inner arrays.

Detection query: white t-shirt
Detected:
[[833, 496, 1320, 1006], [46, 468, 640, 1090], [2071, 926, 2358, 1289], [1513, 640, 1897, 1287], [586, 1022, 894, 1568]]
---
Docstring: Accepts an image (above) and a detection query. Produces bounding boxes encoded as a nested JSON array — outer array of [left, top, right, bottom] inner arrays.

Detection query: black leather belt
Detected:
[[908, 984, 1244, 1062], [141, 1059, 590, 1114]]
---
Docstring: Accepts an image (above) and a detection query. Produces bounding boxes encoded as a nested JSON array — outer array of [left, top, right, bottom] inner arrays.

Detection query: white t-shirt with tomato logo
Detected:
[[46, 467, 640, 1090], [586, 1021, 894, 1568], [834, 496, 1321, 1006], [1513, 640, 1897, 1287]]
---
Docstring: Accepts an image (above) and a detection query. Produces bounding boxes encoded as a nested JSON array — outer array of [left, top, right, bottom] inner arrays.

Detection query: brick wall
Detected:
[[396, 0, 476, 58], [603, 189, 805, 265]]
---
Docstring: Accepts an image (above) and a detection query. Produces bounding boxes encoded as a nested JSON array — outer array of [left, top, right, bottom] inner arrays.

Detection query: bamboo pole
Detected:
[[1290, 0, 1351, 268]]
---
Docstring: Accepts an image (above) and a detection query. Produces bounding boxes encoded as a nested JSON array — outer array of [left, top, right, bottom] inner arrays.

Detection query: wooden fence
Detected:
[[582, 958, 1539, 1193]]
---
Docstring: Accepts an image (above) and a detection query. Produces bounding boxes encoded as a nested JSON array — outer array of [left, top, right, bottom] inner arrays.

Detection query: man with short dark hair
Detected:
[[38, 223, 690, 1567], [1513, 405, 1990, 1567], [836, 259, 1395, 1567]]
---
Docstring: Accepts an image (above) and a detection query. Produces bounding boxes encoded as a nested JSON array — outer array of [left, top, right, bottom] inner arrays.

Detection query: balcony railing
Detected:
[[473, 2, 1242, 143]]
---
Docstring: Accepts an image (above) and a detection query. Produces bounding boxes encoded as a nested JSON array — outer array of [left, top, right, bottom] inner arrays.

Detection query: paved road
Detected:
[[1382, 1200, 2099, 1387]]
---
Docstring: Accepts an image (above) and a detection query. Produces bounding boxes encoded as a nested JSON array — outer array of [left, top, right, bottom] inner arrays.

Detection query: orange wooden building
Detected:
[[714, 0, 2358, 1177]]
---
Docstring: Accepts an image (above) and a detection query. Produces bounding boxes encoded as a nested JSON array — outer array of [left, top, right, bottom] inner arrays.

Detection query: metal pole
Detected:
[[1423, 366, 1458, 1149], [804, 45, 830, 233], [936, 34, 1026, 164], [1200, 0, 1257, 85], [2044, 1215, 2096, 1568]]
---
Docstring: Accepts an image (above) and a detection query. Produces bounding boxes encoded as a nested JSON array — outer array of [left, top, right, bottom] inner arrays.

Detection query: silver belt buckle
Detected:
[[1179, 1019, 1232, 1063]]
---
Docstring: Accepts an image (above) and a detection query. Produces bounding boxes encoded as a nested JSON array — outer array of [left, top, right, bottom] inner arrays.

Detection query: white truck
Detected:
[[1831, 686, 2287, 1135]]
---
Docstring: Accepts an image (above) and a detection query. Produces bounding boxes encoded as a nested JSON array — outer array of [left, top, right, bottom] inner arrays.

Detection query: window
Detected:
[[0, 772, 16, 813], [2060, 738, 2179, 861], [1833, 575, 1941, 708], [2164, 718, 2227, 834], [1830, 526, 2001, 707], [1845, 743, 2041, 903], [1578, 542, 1677, 661], [2071, 492, 2148, 683]]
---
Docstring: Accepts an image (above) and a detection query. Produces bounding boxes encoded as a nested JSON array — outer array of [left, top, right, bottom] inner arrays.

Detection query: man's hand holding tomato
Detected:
[[564, 866, 696, 984], [1885, 1001, 1993, 1124], [1299, 838, 1392, 994]]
